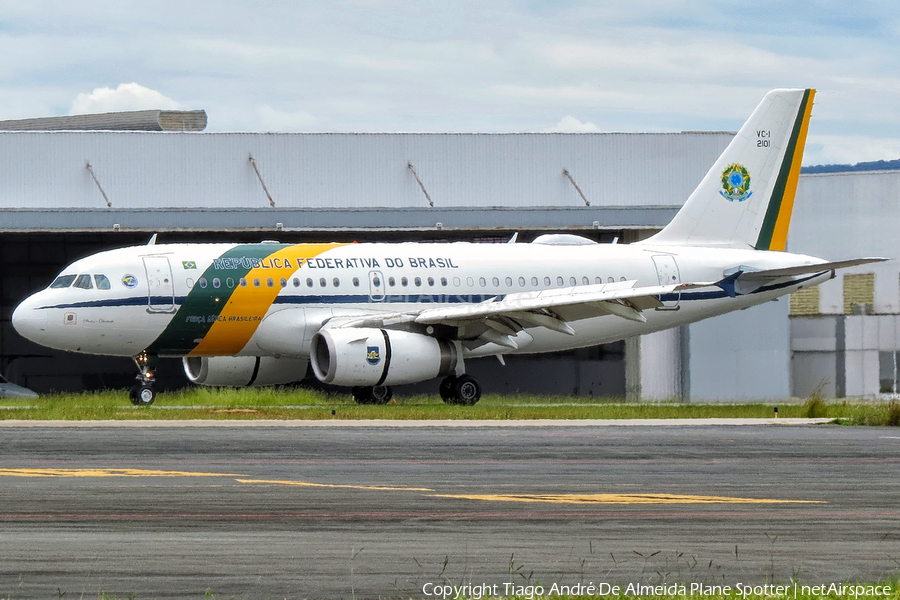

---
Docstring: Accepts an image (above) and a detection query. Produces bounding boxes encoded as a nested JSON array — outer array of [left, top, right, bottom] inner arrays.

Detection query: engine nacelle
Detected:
[[310, 328, 459, 387], [183, 356, 308, 387]]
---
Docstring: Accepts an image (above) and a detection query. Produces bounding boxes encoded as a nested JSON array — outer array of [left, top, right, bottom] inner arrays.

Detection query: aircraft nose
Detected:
[[12, 295, 48, 344]]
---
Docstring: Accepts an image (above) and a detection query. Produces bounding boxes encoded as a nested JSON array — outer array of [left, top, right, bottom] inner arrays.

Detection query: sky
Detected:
[[1, 1, 899, 165]]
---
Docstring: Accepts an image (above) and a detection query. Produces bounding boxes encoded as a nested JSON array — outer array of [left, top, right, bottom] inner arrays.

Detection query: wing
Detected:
[[334, 279, 710, 349]]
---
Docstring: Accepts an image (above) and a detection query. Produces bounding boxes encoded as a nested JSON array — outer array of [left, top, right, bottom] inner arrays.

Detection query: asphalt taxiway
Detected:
[[0, 423, 896, 599]]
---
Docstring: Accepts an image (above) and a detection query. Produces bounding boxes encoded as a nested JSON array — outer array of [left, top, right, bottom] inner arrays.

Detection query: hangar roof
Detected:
[[0, 130, 732, 232]]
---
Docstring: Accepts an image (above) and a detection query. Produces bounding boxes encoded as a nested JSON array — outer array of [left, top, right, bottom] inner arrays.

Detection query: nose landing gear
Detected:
[[129, 351, 158, 406]]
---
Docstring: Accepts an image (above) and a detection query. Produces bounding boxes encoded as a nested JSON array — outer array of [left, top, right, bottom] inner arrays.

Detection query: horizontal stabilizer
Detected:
[[738, 257, 888, 280]]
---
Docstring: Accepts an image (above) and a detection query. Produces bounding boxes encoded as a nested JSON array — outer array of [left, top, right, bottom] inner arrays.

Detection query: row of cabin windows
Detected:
[[49, 274, 111, 290], [51, 273, 627, 292], [188, 274, 627, 290]]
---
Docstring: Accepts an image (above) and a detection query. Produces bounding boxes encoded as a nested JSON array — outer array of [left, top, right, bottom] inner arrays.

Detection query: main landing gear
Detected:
[[129, 351, 158, 406], [439, 374, 481, 406], [349, 375, 482, 406], [352, 385, 393, 405]]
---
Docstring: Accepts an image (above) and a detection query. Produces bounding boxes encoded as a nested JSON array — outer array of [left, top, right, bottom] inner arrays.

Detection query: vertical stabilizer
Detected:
[[643, 88, 814, 251]]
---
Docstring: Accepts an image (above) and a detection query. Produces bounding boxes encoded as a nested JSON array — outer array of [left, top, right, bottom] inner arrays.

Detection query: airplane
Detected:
[[11, 88, 886, 406]]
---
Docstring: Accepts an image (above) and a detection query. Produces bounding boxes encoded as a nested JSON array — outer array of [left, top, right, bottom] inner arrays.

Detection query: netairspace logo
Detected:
[[421, 581, 894, 599]]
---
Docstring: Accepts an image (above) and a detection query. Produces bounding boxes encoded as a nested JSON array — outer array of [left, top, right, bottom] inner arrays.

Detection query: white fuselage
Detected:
[[12, 240, 830, 360]]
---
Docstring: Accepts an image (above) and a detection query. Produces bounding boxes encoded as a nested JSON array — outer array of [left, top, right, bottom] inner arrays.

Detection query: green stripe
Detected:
[[146, 244, 289, 356], [755, 89, 811, 250]]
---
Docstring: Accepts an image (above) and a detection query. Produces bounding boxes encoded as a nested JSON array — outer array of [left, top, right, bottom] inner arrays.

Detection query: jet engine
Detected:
[[183, 355, 308, 387], [310, 328, 459, 387]]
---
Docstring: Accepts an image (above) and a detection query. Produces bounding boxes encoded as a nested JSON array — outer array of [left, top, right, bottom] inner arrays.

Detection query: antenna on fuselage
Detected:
[[508, 232, 519, 244], [147, 234, 158, 245]]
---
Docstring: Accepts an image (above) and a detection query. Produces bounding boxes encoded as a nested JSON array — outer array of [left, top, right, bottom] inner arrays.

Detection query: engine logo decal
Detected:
[[121, 274, 138, 288], [366, 346, 381, 366]]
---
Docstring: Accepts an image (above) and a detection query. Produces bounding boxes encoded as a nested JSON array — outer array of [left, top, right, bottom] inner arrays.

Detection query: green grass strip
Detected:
[[0, 388, 898, 424]]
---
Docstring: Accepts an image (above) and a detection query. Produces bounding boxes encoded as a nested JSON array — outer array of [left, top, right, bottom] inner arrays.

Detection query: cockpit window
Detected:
[[73, 274, 93, 290], [94, 275, 111, 290], [50, 275, 77, 289]]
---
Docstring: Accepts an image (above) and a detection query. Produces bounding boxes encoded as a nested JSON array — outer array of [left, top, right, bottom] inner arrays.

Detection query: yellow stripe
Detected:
[[0, 468, 235, 477], [769, 89, 816, 251], [430, 493, 822, 505], [236, 478, 433, 491], [189, 243, 347, 356]]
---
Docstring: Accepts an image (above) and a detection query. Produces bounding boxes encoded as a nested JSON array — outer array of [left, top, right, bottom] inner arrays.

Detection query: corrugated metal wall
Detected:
[[0, 131, 732, 210]]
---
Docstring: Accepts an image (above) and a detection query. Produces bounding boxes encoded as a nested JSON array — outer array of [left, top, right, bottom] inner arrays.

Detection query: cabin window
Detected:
[[50, 275, 77, 289], [240, 278, 247, 287], [608, 277, 614, 283], [492, 277, 500, 287], [353, 277, 361, 287], [306, 278, 314, 288], [582, 276, 590, 285], [595, 276, 602, 284], [619, 277, 626, 282], [543, 276, 551, 286], [505, 277, 513, 287], [186, 278, 194, 289], [479, 277, 486, 287], [414, 277, 422, 287], [556, 276, 564, 286], [427, 277, 435, 286], [198, 278, 208, 289], [466, 277, 474, 287], [517, 276, 525, 287], [73, 274, 93, 289], [531, 277, 538, 286], [280, 278, 288, 288], [319, 278, 326, 287], [293, 278, 300, 287], [212, 278, 221, 289], [372, 276, 381, 287], [569, 277, 577, 286], [441, 277, 448, 286], [333, 277, 340, 287], [253, 278, 260, 287], [401, 277, 409, 287], [266, 278, 274, 288], [453, 277, 460, 286], [94, 275, 111, 290], [226, 278, 235, 288], [388, 277, 396, 287]]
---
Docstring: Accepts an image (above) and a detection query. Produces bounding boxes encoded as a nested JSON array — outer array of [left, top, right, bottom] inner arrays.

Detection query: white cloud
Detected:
[[805, 134, 900, 165], [543, 115, 601, 133], [69, 83, 181, 115]]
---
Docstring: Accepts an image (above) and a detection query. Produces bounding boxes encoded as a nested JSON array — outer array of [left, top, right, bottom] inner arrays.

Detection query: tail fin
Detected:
[[644, 88, 815, 251]]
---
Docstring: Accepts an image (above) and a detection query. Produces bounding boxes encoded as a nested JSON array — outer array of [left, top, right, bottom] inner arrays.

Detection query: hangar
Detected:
[[0, 111, 896, 400]]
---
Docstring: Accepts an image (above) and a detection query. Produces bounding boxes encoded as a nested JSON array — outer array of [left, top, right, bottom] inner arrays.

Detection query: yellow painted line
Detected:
[[429, 493, 822, 505], [770, 88, 815, 251], [236, 478, 433, 492], [0, 468, 236, 478], [190, 242, 347, 356]]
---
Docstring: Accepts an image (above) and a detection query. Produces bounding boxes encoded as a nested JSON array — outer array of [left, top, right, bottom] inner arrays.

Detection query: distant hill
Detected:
[[802, 159, 900, 174]]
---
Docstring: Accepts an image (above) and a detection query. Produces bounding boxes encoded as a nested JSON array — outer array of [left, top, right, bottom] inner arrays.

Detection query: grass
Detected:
[[0, 386, 899, 423]]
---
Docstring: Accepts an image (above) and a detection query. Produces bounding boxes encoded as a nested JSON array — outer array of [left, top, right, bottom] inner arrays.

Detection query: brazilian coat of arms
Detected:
[[719, 163, 753, 202]]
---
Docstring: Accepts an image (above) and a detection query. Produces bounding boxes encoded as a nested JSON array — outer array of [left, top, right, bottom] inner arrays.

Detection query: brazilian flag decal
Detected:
[[182, 261, 197, 270]]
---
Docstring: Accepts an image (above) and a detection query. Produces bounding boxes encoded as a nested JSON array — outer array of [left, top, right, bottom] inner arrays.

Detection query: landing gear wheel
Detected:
[[439, 375, 458, 404], [352, 385, 393, 405], [129, 384, 156, 406], [130, 351, 159, 406], [453, 375, 481, 406], [369, 385, 393, 405]]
